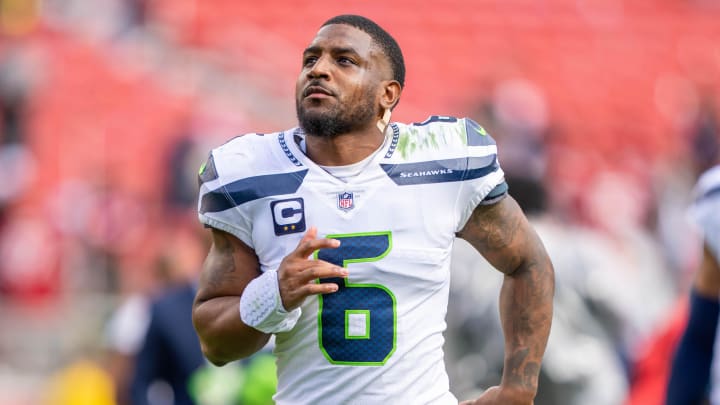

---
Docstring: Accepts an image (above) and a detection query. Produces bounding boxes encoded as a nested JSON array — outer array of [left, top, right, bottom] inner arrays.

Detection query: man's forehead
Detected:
[[307, 24, 375, 53]]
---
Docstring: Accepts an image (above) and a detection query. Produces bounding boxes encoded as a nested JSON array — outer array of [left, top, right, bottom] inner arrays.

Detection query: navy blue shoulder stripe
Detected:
[[200, 170, 308, 213], [482, 181, 508, 202], [381, 155, 498, 186]]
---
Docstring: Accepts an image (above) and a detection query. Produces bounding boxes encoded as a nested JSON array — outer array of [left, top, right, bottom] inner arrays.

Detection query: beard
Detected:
[[296, 94, 377, 138]]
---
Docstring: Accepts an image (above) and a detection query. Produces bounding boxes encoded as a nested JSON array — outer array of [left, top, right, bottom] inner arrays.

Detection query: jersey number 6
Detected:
[[316, 232, 397, 365]]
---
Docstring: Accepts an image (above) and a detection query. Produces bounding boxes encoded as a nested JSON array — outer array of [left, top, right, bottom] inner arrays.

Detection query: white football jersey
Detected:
[[198, 116, 507, 405]]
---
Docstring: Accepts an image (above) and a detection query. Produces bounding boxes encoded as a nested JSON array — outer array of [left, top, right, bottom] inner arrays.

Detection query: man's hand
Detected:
[[460, 385, 534, 405], [278, 226, 348, 310]]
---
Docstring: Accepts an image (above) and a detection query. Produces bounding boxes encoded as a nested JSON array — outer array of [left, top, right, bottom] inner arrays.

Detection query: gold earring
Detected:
[[377, 108, 392, 133]]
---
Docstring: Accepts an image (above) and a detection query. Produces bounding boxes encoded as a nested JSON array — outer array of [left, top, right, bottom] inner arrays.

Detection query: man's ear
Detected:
[[379, 80, 402, 112]]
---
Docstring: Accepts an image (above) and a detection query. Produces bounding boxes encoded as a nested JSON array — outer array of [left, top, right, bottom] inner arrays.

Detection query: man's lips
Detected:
[[303, 86, 334, 98]]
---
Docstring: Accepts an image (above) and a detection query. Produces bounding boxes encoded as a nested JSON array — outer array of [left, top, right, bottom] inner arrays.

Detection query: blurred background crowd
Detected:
[[0, 0, 719, 404]]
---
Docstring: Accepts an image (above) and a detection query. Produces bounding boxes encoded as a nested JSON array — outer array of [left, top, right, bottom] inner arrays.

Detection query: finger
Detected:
[[301, 280, 341, 295], [294, 230, 340, 258], [278, 259, 346, 287], [291, 226, 318, 256], [301, 263, 348, 280], [302, 226, 317, 243]]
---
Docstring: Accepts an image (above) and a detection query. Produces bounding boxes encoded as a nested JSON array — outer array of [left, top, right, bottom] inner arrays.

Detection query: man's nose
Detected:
[[307, 56, 331, 79]]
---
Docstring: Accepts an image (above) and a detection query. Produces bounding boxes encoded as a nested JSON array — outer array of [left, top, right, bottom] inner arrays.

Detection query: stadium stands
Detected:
[[0, 0, 718, 403]]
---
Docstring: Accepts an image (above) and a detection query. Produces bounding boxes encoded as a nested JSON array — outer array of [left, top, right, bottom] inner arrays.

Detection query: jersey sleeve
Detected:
[[689, 165, 720, 261], [454, 118, 508, 232], [197, 149, 254, 248]]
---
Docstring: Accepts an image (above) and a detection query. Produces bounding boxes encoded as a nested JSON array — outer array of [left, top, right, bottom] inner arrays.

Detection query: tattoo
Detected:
[[457, 198, 524, 274], [196, 230, 262, 304], [472, 203, 521, 250], [506, 347, 542, 389], [523, 361, 541, 386], [205, 231, 238, 290], [503, 284, 549, 392], [511, 306, 534, 340], [505, 348, 529, 385], [458, 197, 555, 393], [501, 247, 554, 393]]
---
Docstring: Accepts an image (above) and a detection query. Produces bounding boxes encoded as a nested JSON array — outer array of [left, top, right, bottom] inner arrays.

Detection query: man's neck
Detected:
[[304, 129, 385, 166]]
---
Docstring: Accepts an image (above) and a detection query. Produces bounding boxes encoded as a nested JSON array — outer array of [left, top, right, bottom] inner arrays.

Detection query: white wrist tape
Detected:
[[239, 269, 301, 334]]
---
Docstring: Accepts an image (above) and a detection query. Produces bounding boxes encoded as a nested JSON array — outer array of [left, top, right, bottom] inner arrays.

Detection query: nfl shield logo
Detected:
[[338, 192, 354, 211]]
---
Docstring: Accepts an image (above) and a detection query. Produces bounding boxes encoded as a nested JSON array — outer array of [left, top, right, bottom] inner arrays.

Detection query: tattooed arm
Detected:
[[192, 229, 270, 365], [456, 196, 555, 405]]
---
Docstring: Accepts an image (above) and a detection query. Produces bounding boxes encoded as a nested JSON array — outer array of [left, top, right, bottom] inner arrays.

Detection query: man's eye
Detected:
[[303, 56, 317, 67], [338, 57, 356, 65]]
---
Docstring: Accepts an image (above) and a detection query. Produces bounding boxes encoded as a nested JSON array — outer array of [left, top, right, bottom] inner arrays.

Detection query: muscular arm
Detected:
[[457, 196, 555, 402], [192, 229, 270, 366], [192, 227, 346, 366]]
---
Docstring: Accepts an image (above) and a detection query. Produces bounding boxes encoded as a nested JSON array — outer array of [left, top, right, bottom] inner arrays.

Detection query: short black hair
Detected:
[[322, 15, 405, 88]]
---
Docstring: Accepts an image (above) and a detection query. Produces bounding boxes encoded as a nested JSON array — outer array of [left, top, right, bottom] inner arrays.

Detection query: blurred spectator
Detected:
[[42, 0, 147, 41], [0, 42, 40, 233], [578, 169, 677, 359], [164, 129, 206, 213], [627, 94, 720, 405], [133, 281, 275, 405], [127, 222, 276, 405], [49, 178, 152, 296], [471, 78, 549, 183], [130, 278, 205, 405], [0, 51, 55, 300], [446, 176, 629, 405], [690, 96, 719, 178], [118, 222, 206, 405], [447, 82, 676, 403], [0, 209, 61, 302], [0, 48, 29, 145], [105, 285, 151, 405]]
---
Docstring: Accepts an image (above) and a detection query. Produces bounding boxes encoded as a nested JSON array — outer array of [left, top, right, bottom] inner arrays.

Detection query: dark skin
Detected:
[[192, 23, 554, 405], [295, 24, 401, 165], [456, 196, 554, 404]]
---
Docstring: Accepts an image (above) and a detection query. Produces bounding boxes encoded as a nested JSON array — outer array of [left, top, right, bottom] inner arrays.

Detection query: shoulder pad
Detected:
[[392, 117, 496, 161]]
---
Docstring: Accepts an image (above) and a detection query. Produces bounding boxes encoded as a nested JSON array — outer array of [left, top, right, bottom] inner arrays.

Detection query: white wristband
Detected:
[[239, 269, 301, 334]]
